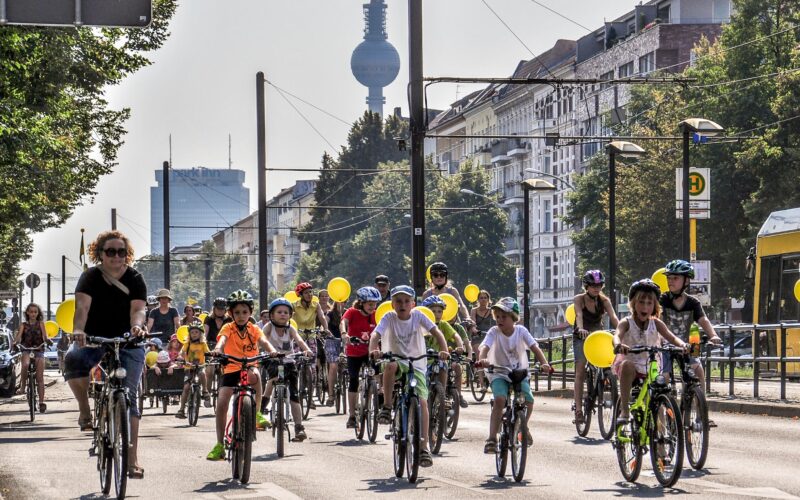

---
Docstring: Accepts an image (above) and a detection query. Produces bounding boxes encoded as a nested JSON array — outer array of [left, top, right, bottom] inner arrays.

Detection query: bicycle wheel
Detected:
[[598, 372, 619, 440], [98, 403, 112, 495], [650, 394, 684, 487], [27, 373, 36, 422], [316, 362, 327, 405], [510, 408, 528, 483], [212, 370, 220, 412], [613, 399, 642, 483], [683, 385, 709, 470], [406, 396, 421, 483], [576, 368, 593, 437], [445, 386, 460, 440], [356, 386, 367, 440], [341, 371, 349, 415], [275, 389, 285, 458], [237, 397, 254, 483], [470, 366, 487, 402], [111, 391, 129, 499], [392, 405, 405, 478], [428, 386, 445, 455], [300, 369, 312, 420], [137, 377, 145, 417], [230, 397, 241, 480], [188, 385, 201, 426], [366, 381, 379, 443], [495, 425, 508, 477]]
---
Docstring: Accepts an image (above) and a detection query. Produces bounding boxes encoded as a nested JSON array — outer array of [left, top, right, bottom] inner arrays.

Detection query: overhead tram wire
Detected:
[[271, 84, 339, 152], [263, 80, 352, 126]]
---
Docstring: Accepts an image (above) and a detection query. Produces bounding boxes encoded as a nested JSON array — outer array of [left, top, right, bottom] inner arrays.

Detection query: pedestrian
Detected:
[[63, 230, 148, 479]]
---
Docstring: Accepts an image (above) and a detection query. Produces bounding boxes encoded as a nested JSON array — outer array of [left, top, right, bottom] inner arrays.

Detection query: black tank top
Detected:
[[580, 295, 605, 332], [474, 309, 495, 332]]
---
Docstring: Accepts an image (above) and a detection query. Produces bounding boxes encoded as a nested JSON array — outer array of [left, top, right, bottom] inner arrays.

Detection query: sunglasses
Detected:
[[431, 272, 446, 278], [103, 247, 128, 258]]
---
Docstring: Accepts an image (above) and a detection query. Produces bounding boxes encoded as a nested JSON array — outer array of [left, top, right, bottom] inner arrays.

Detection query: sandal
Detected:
[[572, 410, 585, 425], [484, 439, 497, 454], [128, 465, 144, 479], [79, 416, 92, 432]]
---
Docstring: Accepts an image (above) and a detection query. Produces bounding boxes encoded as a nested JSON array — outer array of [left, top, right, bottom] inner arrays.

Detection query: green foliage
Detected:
[[0, 0, 177, 290]]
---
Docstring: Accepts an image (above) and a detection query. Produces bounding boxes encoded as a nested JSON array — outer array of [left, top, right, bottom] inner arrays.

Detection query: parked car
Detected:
[[0, 328, 21, 397], [709, 333, 753, 368]]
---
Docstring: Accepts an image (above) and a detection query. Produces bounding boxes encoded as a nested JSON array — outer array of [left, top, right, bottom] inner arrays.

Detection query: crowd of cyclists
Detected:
[[8, 229, 724, 492]]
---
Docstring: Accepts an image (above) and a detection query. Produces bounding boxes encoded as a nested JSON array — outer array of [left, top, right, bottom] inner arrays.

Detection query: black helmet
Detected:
[[213, 297, 226, 309], [628, 279, 661, 301], [581, 270, 606, 286], [429, 262, 448, 275], [665, 259, 695, 279], [226, 290, 255, 311]]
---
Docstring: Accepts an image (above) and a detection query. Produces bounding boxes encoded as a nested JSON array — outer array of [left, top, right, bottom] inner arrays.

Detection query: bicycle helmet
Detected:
[[491, 297, 520, 318], [268, 298, 294, 314], [390, 285, 415, 298], [356, 286, 382, 303], [664, 259, 695, 279], [628, 279, 662, 301], [213, 297, 226, 309], [188, 321, 203, 333], [421, 295, 446, 309], [581, 270, 606, 286], [193, 305, 202, 313], [429, 262, 448, 276], [226, 290, 255, 310], [146, 295, 158, 306], [294, 282, 313, 295]]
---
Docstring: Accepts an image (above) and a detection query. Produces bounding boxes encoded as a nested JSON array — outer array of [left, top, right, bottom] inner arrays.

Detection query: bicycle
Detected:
[[208, 361, 222, 412], [87, 333, 150, 499], [444, 352, 464, 440], [379, 351, 438, 484], [17, 343, 46, 422], [613, 345, 685, 487], [182, 362, 206, 426], [207, 351, 270, 484], [573, 361, 619, 440], [334, 351, 349, 415], [486, 364, 537, 483], [466, 353, 488, 402], [265, 352, 306, 458], [352, 339, 379, 442], [670, 342, 710, 470], [298, 329, 321, 418], [316, 336, 330, 406], [426, 351, 448, 455]]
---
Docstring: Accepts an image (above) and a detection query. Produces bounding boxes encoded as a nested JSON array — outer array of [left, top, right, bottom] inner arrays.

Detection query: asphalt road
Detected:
[[1, 371, 799, 500]]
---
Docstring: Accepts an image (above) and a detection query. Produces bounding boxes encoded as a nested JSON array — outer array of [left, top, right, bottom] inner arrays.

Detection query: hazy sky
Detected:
[[20, 0, 634, 291]]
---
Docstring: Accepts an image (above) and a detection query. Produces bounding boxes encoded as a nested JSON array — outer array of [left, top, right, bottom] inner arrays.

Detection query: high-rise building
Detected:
[[150, 167, 250, 255], [351, 0, 400, 117]]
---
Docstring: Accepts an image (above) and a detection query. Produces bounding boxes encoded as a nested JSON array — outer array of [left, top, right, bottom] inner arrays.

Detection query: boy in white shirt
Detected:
[[476, 297, 551, 453], [369, 285, 450, 468]]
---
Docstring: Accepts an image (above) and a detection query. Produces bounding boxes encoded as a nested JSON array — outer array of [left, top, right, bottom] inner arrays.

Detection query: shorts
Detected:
[[390, 362, 428, 401], [265, 361, 299, 403], [21, 350, 44, 360], [347, 355, 369, 392], [64, 346, 145, 418], [324, 338, 342, 364], [573, 335, 586, 364], [490, 377, 534, 403]]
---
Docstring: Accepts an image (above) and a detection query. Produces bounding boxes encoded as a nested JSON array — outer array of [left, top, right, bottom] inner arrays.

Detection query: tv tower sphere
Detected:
[[350, 0, 400, 116]]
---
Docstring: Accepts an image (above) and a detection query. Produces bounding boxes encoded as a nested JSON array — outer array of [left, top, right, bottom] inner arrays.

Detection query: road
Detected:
[[1, 371, 799, 500]]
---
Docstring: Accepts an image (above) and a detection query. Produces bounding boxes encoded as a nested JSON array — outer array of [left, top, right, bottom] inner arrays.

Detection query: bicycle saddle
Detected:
[[509, 369, 528, 384]]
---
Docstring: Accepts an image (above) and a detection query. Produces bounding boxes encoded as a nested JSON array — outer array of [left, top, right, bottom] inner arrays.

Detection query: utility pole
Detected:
[[111, 208, 117, 230], [46, 273, 51, 320], [204, 256, 212, 311], [61, 255, 66, 301], [162, 160, 170, 289], [256, 72, 269, 311], [408, 0, 426, 295]]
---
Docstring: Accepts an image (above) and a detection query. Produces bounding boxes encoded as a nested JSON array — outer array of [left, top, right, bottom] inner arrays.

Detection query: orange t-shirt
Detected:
[[218, 322, 264, 374]]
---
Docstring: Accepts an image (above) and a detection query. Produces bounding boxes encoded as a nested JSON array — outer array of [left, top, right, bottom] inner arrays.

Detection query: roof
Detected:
[[758, 208, 800, 237]]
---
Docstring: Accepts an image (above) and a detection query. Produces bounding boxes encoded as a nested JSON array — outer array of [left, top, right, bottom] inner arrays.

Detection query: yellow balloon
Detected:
[[565, 304, 576, 326], [55, 298, 76, 334], [583, 331, 616, 368], [375, 301, 394, 324], [145, 351, 159, 368], [176, 325, 189, 344], [651, 267, 669, 295], [198, 313, 207, 323], [327, 277, 351, 303], [290, 318, 298, 330], [45, 320, 60, 338], [794, 278, 800, 302], [464, 284, 480, 303], [426, 265, 432, 283], [439, 293, 459, 322], [284, 290, 299, 302], [416, 306, 435, 324]]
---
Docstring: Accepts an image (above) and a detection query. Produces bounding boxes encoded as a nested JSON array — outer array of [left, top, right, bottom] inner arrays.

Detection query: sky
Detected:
[[19, 0, 634, 291]]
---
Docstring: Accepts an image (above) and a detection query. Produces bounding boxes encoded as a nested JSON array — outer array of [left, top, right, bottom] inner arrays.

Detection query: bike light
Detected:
[[687, 368, 696, 378], [113, 368, 127, 379], [410, 378, 417, 388], [655, 375, 666, 386]]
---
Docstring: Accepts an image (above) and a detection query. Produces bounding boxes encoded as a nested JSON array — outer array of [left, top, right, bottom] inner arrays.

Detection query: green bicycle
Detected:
[[613, 345, 685, 487]]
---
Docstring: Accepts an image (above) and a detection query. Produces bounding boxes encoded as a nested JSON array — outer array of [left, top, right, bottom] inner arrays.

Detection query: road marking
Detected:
[[198, 482, 302, 500], [681, 477, 800, 499]]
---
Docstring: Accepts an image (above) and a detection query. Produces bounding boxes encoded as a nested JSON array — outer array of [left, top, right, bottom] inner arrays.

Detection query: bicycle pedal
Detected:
[[384, 434, 392, 440]]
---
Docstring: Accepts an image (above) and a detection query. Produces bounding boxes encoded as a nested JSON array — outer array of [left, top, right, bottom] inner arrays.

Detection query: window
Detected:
[[639, 52, 655, 75], [618, 61, 634, 78], [599, 70, 614, 89], [544, 199, 552, 232], [544, 256, 552, 289]]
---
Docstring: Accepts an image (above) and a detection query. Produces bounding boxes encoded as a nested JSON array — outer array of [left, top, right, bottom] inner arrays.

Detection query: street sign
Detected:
[[689, 260, 711, 307], [1, 0, 152, 28], [25, 273, 41, 289], [676, 168, 710, 219], [0, 290, 16, 300]]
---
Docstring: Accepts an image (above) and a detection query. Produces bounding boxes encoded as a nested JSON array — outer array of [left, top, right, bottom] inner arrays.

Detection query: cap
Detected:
[[390, 285, 415, 298], [374, 275, 390, 284]]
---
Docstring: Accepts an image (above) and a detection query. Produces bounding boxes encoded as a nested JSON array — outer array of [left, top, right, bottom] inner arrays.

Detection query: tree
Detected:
[[0, 0, 177, 290]]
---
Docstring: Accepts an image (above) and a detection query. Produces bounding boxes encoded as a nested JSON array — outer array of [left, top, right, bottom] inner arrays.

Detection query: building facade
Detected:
[[150, 167, 250, 255]]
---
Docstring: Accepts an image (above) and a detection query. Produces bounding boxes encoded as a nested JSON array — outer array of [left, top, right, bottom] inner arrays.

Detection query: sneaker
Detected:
[[326, 399, 335, 407], [573, 410, 585, 425], [202, 393, 212, 408], [526, 430, 533, 447], [459, 396, 468, 409], [39, 403, 47, 414], [175, 410, 187, 419], [294, 426, 307, 442], [483, 439, 497, 454], [708, 419, 718, 428], [309, 401, 316, 410], [420, 449, 433, 467], [377, 406, 392, 425], [346, 416, 357, 429], [206, 442, 225, 461], [256, 411, 271, 430]]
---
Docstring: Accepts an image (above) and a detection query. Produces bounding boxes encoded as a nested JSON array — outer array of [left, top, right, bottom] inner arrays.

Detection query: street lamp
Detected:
[[521, 179, 556, 330], [524, 168, 577, 190], [459, 188, 501, 207], [606, 141, 646, 309], [678, 118, 724, 261]]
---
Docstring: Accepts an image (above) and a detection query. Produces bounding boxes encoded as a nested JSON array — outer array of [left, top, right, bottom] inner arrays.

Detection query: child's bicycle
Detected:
[[425, 350, 448, 455], [265, 352, 307, 458], [485, 364, 540, 483], [351, 338, 379, 442], [180, 361, 207, 426], [573, 360, 619, 440], [444, 352, 465, 440], [670, 339, 711, 470], [612, 345, 686, 487], [17, 343, 46, 422], [207, 351, 270, 484], [465, 352, 488, 401], [334, 351, 349, 415]]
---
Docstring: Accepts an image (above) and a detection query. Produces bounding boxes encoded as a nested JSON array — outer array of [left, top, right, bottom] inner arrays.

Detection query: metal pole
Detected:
[[523, 186, 530, 330], [608, 152, 617, 309], [162, 160, 170, 289], [204, 256, 211, 311], [111, 208, 117, 230], [682, 128, 691, 261], [409, 0, 426, 295], [780, 324, 787, 400], [256, 71, 269, 311], [47, 273, 51, 320], [61, 255, 66, 301]]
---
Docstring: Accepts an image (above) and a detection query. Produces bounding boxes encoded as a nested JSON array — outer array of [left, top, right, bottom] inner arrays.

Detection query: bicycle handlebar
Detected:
[[16, 343, 47, 352], [86, 333, 157, 347], [626, 345, 686, 354]]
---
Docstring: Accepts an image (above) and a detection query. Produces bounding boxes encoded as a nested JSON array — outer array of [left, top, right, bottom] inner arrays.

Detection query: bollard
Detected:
[[780, 324, 787, 401], [561, 334, 567, 389], [753, 327, 759, 399], [728, 325, 735, 397], [547, 340, 553, 391]]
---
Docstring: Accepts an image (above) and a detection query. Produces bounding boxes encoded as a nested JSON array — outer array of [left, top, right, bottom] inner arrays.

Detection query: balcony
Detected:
[[491, 139, 511, 164], [532, 118, 558, 134], [507, 138, 530, 157]]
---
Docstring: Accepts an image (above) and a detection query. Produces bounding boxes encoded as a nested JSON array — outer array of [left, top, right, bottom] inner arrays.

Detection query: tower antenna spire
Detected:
[[350, 0, 400, 117]]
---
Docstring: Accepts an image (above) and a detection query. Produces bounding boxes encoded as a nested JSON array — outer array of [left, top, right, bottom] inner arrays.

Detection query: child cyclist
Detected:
[[207, 290, 277, 461], [369, 285, 450, 468], [612, 280, 688, 425], [421, 296, 467, 409], [475, 297, 551, 453], [175, 321, 210, 419], [660, 260, 721, 389], [261, 298, 314, 441]]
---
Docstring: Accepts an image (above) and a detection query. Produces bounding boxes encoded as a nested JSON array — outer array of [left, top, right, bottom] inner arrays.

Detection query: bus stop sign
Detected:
[[0, 0, 151, 28]]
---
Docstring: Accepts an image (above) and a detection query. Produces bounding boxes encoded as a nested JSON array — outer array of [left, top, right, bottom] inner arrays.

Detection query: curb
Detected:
[[706, 398, 800, 418]]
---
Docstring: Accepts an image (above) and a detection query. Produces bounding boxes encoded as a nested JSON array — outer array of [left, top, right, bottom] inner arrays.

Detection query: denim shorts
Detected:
[[490, 377, 534, 403], [64, 346, 146, 418], [324, 338, 342, 364], [573, 335, 586, 364]]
